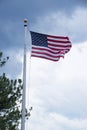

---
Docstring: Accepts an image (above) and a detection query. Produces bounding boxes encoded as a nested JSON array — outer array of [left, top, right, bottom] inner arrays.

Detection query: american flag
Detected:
[[30, 31, 72, 61]]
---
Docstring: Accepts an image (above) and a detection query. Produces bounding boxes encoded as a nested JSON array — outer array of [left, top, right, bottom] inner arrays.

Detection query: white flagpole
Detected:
[[21, 19, 28, 130]]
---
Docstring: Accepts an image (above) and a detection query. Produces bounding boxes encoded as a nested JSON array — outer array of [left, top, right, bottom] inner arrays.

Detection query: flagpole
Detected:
[[21, 19, 28, 130]]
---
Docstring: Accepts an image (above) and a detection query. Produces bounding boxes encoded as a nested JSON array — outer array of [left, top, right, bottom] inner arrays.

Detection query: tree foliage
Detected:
[[0, 73, 22, 130], [0, 52, 31, 130], [0, 52, 9, 67]]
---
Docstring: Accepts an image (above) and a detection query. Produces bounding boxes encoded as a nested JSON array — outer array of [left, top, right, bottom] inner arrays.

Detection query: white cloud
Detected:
[[26, 109, 87, 130], [24, 41, 87, 130]]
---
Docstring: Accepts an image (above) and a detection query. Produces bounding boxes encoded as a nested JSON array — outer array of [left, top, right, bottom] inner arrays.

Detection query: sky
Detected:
[[0, 0, 87, 130]]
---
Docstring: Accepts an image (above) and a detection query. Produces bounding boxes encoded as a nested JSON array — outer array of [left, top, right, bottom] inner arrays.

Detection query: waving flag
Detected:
[[30, 31, 72, 61]]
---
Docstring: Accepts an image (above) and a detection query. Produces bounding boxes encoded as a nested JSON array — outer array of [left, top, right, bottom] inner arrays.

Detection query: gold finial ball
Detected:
[[24, 19, 28, 23]]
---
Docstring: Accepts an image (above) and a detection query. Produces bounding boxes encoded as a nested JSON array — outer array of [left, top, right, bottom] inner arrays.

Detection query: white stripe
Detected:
[[32, 45, 59, 53], [47, 36, 69, 41]]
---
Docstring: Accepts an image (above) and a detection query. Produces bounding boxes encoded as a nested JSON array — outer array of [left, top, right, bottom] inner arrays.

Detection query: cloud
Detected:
[[26, 109, 87, 130], [0, 0, 87, 23], [50, 113, 87, 130], [31, 7, 87, 43], [0, 49, 23, 79], [25, 41, 87, 130]]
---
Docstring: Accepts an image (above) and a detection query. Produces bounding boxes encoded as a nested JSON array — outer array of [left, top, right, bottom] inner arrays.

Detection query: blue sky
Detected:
[[0, 0, 87, 130]]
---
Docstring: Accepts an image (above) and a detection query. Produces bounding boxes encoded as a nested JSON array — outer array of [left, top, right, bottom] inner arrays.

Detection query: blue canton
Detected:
[[30, 31, 48, 47]]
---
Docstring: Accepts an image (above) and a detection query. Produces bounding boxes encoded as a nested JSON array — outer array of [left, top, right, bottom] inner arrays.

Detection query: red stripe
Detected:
[[47, 35, 69, 40], [48, 46, 71, 51]]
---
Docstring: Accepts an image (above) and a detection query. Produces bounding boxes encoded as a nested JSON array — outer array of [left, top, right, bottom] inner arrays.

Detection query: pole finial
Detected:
[[24, 18, 28, 26]]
